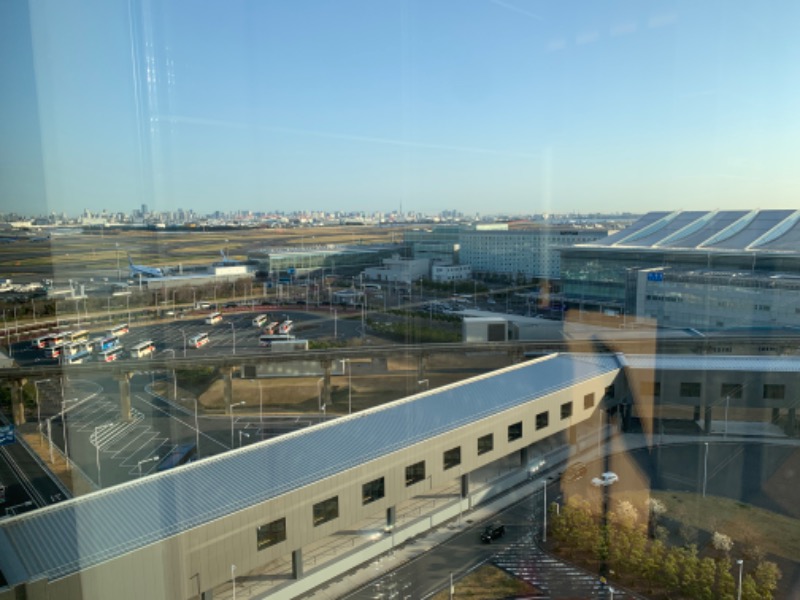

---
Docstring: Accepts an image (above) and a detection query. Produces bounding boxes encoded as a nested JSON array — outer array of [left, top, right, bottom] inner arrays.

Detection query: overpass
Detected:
[[1, 351, 799, 599]]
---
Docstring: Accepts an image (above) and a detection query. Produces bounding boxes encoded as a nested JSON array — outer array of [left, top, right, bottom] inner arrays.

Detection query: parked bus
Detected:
[[204, 312, 223, 325], [99, 347, 124, 362], [156, 443, 197, 472], [31, 334, 55, 349], [45, 333, 68, 348], [63, 351, 91, 365], [130, 340, 156, 359], [189, 333, 210, 348], [266, 339, 309, 352], [278, 319, 293, 334], [259, 333, 295, 346], [98, 336, 119, 352], [45, 345, 65, 359], [263, 321, 279, 334], [108, 323, 129, 337], [252, 314, 269, 328], [67, 329, 90, 344]]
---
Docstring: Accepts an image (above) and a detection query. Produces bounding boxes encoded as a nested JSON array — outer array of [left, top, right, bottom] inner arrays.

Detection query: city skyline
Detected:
[[2, 1, 800, 217]]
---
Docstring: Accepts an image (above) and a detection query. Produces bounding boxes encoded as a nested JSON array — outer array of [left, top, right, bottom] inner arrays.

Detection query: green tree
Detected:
[[660, 548, 681, 593], [678, 545, 700, 597], [715, 558, 736, 600], [753, 561, 781, 599], [741, 574, 759, 600], [696, 557, 717, 600]]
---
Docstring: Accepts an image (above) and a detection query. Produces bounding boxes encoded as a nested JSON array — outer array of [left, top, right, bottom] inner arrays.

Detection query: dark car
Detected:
[[562, 461, 587, 483], [480, 522, 505, 543]]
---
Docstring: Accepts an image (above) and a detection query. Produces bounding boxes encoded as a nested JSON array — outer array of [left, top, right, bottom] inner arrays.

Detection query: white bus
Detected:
[[99, 347, 124, 362], [252, 314, 269, 327], [189, 333, 210, 348], [266, 339, 309, 352], [108, 323, 129, 337], [68, 329, 90, 344], [31, 334, 55, 349], [264, 321, 279, 334], [45, 333, 69, 348], [204, 312, 223, 325], [259, 333, 295, 346], [278, 319, 293, 334], [45, 344, 65, 359], [63, 351, 91, 365], [130, 340, 156, 359]]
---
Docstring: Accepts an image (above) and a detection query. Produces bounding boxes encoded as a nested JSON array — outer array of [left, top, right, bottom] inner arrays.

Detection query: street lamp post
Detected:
[[137, 455, 160, 478], [725, 395, 730, 438], [239, 431, 250, 448], [61, 399, 70, 468], [231, 564, 237, 600], [162, 349, 176, 399], [703, 442, 709, 497], [543, 479, 548, 543], [341, 359, 352, 414], [94, 423, 111, 488], [736, 559, 744, 600], [230, 401, 246, 449], [230, 322, 236, 355], [258, 381, 264, 436], [34, 380, 48, 439], [180, 328, 187, 358], [317, 378, 324, 413]]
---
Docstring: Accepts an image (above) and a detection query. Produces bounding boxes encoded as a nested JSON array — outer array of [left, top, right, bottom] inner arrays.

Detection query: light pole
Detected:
[[137, 455, 160, 478], [702, 442, 709, 498], [231, 564, 237, 600], [162, 349, 177, 399], [239, 431, 250, 448], [230, 401, 246, 449], [180, 328, 187, 358], [185, 397, 201, 456], [333, 309, 337, 339], [94, 423, 111, 488], [317, 377, 324, 413], [61, 399, 70, 468], [258, 381, 264, 436], [737, 559, 744, 600], [34, 380, 48, 439], [230, 322, 236, 355], [543, 479, 548, 543], [725, 395, 730, 438], [341, 359, 352, 414]]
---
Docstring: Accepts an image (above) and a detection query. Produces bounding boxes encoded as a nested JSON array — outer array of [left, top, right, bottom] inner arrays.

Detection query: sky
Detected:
[[2, 0, 800, 217]]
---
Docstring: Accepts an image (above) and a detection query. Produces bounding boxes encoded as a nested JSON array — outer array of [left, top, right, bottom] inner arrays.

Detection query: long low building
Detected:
[[1, 352, 798, 599]]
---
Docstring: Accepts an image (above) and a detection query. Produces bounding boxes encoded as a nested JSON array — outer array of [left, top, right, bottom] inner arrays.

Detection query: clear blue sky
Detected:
[[2, 0, 799, 217]]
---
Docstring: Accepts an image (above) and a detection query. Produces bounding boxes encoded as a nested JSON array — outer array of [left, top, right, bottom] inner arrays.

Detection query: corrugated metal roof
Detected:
[[0, 353, 619, 585], [704, 209, 794, 250], [591, 212, 672, 246], [618, 211, 707, 247], [625, 354, 800, 373], [660, 210, 748, 248]]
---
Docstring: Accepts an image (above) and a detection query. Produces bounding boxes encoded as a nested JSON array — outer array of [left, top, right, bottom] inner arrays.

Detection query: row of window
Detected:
[[642, 381, 786, 400], [255, 393, 600, 550]]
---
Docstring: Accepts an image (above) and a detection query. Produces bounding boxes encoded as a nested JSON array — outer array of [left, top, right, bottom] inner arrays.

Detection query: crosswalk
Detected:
[[494, 532, 637, 599]]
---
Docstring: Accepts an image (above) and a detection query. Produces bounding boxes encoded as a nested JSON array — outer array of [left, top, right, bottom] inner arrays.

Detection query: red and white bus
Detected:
[[130, 340, 156, 359], [204, 312, 223, 325], [108, 323, 129, 337], [189, 333, 210, 348], [100, 347, 124, 362]]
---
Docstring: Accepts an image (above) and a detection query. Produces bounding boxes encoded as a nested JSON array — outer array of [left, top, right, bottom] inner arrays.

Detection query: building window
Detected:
[[721, 383, 743, 399], [536, 411, 549, 430], [764, 384, 785, 400], [256, 518, 286, 550], [405, 461, 426, 486], [443, 447, 461, 470], [313, 497, 339, 527], [584, 393, 595, 409], [680, 382, 702, 398], [362, 477, 385, 505], [639, 381, 661, 397], [477, 433, 494, 455], [560, 401, 573, 420], [508, 421, 523, 442]]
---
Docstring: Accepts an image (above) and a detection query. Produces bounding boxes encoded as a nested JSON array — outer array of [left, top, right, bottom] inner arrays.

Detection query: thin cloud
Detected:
[[157, 115, 542, 159], [488, 0, 543, 21]]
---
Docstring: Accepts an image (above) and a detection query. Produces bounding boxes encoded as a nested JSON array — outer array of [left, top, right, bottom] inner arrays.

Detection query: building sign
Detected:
[[647, 272, 664, 282]]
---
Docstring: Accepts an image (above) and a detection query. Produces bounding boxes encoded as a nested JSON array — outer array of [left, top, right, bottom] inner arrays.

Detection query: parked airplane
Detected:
[[219, 250, 242, 265], [128, 254, 164, 278]]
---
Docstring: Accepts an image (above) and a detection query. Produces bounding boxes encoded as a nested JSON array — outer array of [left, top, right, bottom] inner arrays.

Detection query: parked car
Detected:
[[591, 472, 619, 487], [562, 462, 587, 483], [480, 522, 506, 543]]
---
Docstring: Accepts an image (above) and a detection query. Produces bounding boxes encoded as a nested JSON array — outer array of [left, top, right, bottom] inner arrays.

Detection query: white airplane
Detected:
[[219, 250, 242, 265], [128, 254, 164, 278]]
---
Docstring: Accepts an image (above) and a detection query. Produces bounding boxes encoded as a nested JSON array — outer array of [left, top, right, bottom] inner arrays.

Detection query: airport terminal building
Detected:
[[561, 209, 800, 328]]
